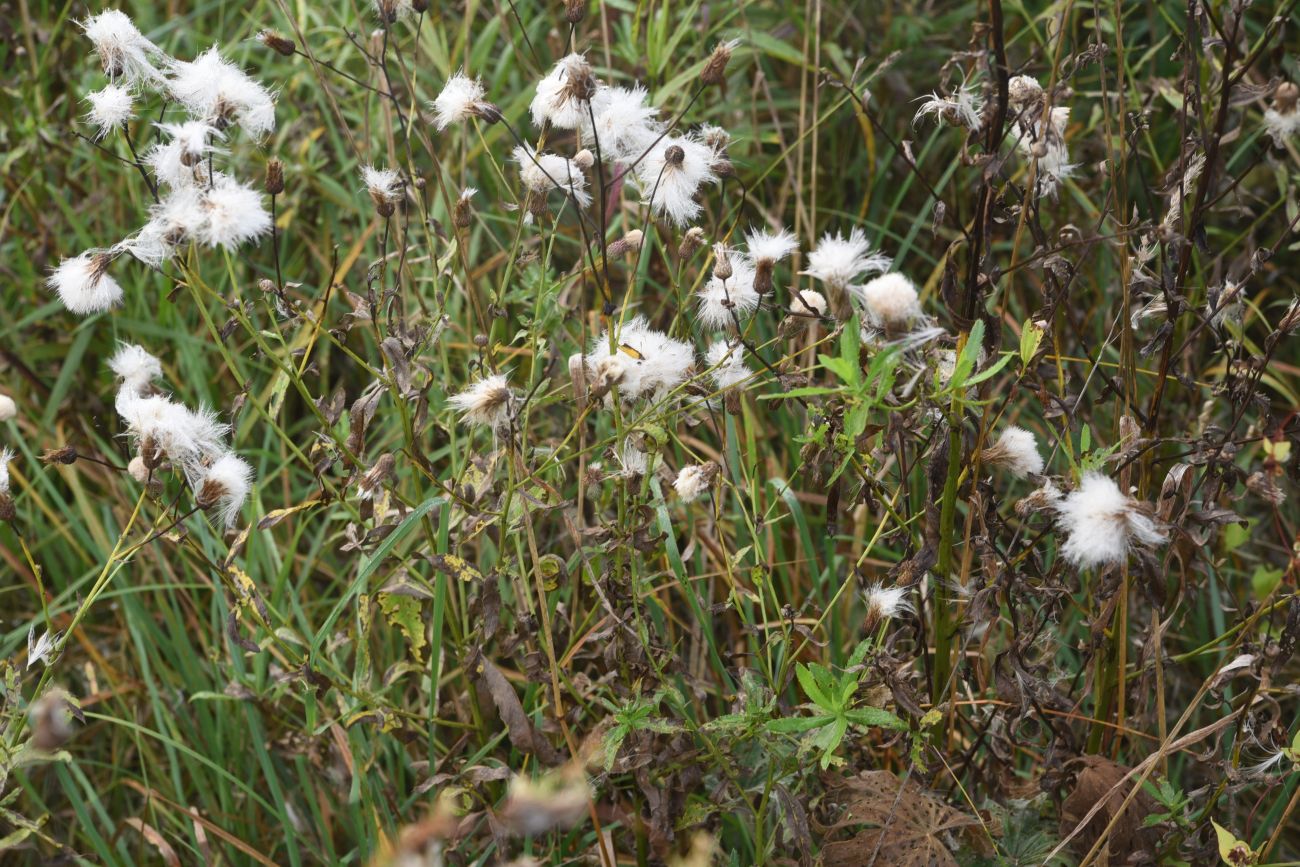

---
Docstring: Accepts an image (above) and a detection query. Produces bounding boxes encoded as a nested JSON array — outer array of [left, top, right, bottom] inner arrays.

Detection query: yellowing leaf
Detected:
[[377, 592, 426, 663]]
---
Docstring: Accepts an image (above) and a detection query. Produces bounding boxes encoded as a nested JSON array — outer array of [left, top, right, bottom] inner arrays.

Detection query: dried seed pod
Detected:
[[264, 158, 285, 195], [257, 29, 296, 57]]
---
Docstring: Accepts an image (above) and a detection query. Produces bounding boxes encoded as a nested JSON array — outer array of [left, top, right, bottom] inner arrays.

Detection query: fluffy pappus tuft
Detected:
[[84, 84, 135, 139], [47, 251, 124, 315], [195, 452, 254, 528], [1053, 472, 1167, 569], [448, 374, 518, 434], [982, 426, 1044, 478], [108, 343, 164, 394]]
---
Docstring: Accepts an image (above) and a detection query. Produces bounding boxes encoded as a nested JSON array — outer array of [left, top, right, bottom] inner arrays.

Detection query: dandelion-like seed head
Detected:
[[674, 462, 719, 503], [1053, 472, 1167, 569], [195, 452, 253, 528], [802, 229, 892, 320], [982, 426, 1044, 478], [47, 251, 124, 316], [705, 340, 750, 393], [432, 71, 499, 131], [199, 178, 272, 250], [581, 85, 662, 162], [85, 84, 135, 139], [863, 583, 911, 628], [81, 9, 164, 85], [169, 48, 276, 139], [361, 165, 404, 216], [530, 53, 599, 130], [448, 374, 517, 434], [914, 84, 983, 130], [696, 256, 759, 330], [108, 343, 163, 395], [857, 272, 923, 334], [586, 316, 694, 403], [635, 134, 719, 227]]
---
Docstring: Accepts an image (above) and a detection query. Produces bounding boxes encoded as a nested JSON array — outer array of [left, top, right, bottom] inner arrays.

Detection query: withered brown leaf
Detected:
[[821, 770, 981, 867]]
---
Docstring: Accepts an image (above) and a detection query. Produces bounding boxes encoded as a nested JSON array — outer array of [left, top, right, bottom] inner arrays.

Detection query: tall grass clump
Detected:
[[1, 0, 1299, 864]]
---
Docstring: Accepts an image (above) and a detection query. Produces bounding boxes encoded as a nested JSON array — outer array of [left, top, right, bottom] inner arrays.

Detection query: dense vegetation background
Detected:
[[1, 0, 1299, 864]]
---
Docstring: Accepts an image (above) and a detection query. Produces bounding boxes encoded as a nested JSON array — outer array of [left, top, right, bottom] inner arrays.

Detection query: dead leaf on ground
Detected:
[[819, 770, 981, 867], [1059, 755, 1157, 863]]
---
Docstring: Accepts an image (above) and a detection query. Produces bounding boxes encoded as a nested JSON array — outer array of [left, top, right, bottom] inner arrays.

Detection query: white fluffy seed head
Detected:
[[85, 84, 135, 139], [674, 462, 718, 502], [857, 272, 923, 331], [168, 48, 276, 139], [1007, 75, 1042, 107], [361, 165, 404, 210], [513, 145, 592, 209], [801, 227, 891, 291], [0, 395, 15, 423], [81, 9, 164, 86], [1053, 472, 1167, 569], [635, 134, 719, 227], [863, 583, 911, 626], [580, 85, 662, 162], [195, 452, 253, 528], [705, 341, 750, 391], [199, 178, 272, 249], [115, 390, 230, 482], [432, 71, 490, 131], [913, 85, 983, 130], [530, 53, 598, 129], [792, 289, 827, 317], [1264, 107, 1300, 147], [157, 121, 223, 168], [108, 344, 163, 394], [696, 256, 759, 330], [745, 227, 798, 264], [586, 316, 694, 403], [47, 251, 124, 315], [982, 426, 1044, 478], [447, 374, 517, 433], [0, 447, 12, 495]]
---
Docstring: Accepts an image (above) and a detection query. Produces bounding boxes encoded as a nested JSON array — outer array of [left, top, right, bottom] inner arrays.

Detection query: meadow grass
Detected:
[[1, 0, 1299, 864]]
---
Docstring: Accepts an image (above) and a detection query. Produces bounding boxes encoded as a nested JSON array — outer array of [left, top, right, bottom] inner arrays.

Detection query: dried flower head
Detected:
[[1053, 472, 1167, 569], [256, 29, 296, 57], [448, 374, 517, 433], [981, 426, 1044, 478], [48, 251, 124, 315], [863, 583, 912, 628], [530, 53, 598, 129], [431, 71, 500, 130], [1007, 74, 1043, 107], [914, 84, 983, 130], [1264, 82, 1300, 147], [453, 187, 477, 228], [674, 462, 720, 503], [746, 226, 798, 295], [195, 452, 254, 527], [361, 165, 404, 217], [85, 84, 135, 139], [700, 39, 740, 87], [607, 229, 644, 258]]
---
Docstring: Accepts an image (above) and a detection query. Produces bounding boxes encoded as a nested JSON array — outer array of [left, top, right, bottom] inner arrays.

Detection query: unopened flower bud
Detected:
[[572, 149, 595, 171], [257, 29, 296, 57], [1275, 81, 1300, 114], [678, 227, 706, 260], [265, 158, 285, 195], [0, 394, 15, 422], [607, 229, 644, 258], [701, 40, 738, 88], [712, 243, 733, 280], [564, 0, 586, 23]]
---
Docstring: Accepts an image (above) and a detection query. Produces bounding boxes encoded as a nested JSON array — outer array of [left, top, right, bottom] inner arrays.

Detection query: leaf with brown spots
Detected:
[[820, 771, 981, 867]]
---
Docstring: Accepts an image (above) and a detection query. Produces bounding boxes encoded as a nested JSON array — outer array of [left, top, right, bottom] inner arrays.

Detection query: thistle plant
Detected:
[[2, 1, 1300, 865]]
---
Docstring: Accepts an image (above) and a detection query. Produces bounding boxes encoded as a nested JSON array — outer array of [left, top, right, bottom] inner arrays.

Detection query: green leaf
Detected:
[[811, 716, 850, 769], [1251, 566, 1283, 599], [766, 714, 832, 733], [845, 706, 908, 730], [377, 593, 427, 663], [796, 664, 833, 710], [1019, 319, 1044, 368]]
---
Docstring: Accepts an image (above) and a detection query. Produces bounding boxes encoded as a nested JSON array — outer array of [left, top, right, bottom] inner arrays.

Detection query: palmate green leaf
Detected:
[[796, 663, 834, 710]]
